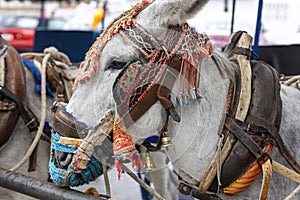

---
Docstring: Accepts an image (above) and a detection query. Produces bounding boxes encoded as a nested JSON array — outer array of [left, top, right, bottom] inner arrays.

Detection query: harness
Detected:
[[0, 40, 35, 148], [49, 1, 299, 199], [108, 13, 299, 199], [178, 31, 300, 199], [110, 20, 300, 199]]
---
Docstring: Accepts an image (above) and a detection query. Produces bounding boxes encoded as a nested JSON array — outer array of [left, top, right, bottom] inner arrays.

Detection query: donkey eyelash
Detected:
[[105, 60, 128, 71]]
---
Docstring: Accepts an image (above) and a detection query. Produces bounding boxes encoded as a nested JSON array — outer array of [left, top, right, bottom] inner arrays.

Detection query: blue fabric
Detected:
[[68, 157, 103, 187], [43, 121, 52, 132], [49, 132, 103, 187], [51, 132, 77, 153], [145, 136, 159, 143], [138, 172, 153, 200], [22, 57, 54, 97]]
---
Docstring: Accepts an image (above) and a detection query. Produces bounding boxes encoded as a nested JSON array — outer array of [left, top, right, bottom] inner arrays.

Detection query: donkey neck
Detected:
[[166, 53, 232, 185]]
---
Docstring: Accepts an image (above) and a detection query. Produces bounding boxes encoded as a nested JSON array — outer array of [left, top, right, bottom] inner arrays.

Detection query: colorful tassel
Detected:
[[113, 115, 143, 179]]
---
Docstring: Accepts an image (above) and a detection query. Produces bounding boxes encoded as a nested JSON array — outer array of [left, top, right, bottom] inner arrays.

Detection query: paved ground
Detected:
[[74, 169, 144, 200]]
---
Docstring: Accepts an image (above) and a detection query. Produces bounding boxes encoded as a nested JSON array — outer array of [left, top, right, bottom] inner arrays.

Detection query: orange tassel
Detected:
[[115, 160, 123, 180]]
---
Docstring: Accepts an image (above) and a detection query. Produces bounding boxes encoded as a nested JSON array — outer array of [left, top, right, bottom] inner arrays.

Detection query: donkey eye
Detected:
[[106, 60, 128, 70]]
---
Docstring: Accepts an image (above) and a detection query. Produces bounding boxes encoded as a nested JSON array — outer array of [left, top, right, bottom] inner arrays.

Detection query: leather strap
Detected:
[[0, 37, 26, 147], [245, 115, 300, 173], [178, 181, 222, 200], [157, 55, 182, 122], [224, 116, 269, 162], [50, 102, 86, 138], [272, 160, 300, 183], [232, 47, 252, 59], [28, 142, 39, 172], [259, 159, 272, 200], [0, 45, 7, 86], [123, 55, 183, 125], [0, 86, 38, 132]]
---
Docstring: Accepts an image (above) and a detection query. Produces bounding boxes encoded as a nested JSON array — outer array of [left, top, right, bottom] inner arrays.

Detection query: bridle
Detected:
[[50, 1, 300, 199], [50, 0, 212, 190]]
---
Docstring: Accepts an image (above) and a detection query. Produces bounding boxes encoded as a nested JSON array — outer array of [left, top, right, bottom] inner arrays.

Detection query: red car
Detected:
[[0, 15, 65, 52], [0, 15, 39, 51]]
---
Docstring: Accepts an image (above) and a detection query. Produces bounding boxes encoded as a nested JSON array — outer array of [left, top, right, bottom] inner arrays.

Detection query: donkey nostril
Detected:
[[54, 151, 73, 169]]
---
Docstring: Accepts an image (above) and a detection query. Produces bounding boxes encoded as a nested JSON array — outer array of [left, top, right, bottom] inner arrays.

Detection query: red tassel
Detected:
[[113, 115, 144, 179], [115, 160, 123, 180], [135, 154, 144, 173], [128, 153, 135, 168], [113, 117, 136, 156]]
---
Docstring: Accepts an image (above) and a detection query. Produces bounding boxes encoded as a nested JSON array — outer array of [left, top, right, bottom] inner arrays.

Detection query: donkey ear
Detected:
[[139, 0, 209, 26]]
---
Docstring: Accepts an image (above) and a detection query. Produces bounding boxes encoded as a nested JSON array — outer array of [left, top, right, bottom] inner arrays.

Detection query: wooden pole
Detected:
[[121, 164, 165, 200]]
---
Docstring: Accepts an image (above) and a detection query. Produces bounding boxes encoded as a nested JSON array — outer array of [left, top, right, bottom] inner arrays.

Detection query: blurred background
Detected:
[[1, 0, 300, 54]]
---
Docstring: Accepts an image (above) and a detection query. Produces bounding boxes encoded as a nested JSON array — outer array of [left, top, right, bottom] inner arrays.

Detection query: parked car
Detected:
[[0, 15, 66, 51], [0, 14, 10, 27]]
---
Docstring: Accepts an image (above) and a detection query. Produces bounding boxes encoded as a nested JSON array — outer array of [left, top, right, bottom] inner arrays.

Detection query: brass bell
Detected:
[[144, 151, 156, 172], [160, 131, 172, 148]]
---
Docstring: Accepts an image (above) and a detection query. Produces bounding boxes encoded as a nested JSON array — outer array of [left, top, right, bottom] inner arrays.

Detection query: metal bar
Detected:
[[230, 0, 236, 34], [253, 0, 264, 60], [0, 168, 105, 200]]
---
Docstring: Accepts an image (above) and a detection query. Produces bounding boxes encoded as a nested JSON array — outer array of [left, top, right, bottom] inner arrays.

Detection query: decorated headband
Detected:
[[74, 0, 155, 88]]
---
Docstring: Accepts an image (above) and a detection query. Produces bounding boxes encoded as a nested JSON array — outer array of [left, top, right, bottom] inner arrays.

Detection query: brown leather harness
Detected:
[[177, 31, 300, 199], [0, 38, 35, 148], [50, 20, 300, 200], [113, 28, 300, 198]]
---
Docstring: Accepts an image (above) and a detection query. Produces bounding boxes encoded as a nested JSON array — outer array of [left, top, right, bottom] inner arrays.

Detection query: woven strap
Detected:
[[49, 132, 103, 187]]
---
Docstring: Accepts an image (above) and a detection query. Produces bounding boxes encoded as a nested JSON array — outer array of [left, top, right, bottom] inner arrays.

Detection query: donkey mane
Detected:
[[212, 48, 240, 85]]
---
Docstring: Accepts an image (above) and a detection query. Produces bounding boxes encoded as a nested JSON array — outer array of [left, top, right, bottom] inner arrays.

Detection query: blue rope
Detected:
[[22, 57, 54, 97], [51, 132, 77, 153], [49, 132, 103, 187]]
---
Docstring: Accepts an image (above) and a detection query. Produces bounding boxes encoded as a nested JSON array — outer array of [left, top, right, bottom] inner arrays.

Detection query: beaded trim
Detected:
[[74, 0, 154, 88]]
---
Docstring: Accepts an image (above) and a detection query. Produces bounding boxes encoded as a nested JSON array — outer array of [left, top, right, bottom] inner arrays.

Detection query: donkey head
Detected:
[[67, 0, 210, 138]]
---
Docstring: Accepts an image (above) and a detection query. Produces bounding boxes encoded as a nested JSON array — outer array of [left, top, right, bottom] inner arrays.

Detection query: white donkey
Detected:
[[52, 0, 299, 200]]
